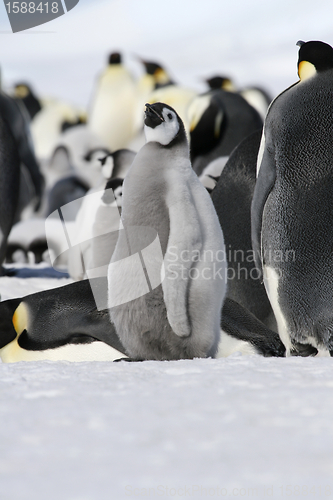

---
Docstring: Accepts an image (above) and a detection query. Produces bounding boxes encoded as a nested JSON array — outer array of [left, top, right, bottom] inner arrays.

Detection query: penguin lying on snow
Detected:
[[0, 280, 125, 362], [0, 279, 286, 363], [108, 102, 226, 360], [251, 40, 333, 356]]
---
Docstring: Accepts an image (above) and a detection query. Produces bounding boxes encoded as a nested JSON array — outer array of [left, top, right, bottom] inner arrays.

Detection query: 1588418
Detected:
[[5, 2, 59, 13]]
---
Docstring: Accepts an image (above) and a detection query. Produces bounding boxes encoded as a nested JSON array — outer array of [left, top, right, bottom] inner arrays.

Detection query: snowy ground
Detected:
[[0, 272, 333, 500]]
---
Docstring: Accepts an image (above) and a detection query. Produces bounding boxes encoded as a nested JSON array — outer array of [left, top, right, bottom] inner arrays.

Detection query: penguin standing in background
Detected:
[[108, 102, 226, 361], [0, 110, 21, 268], [205, 75, 272, 121], [205, 75, 236, 92], [140, 60, 173, 88], [0, 91, 44, 213], [252, 40, 333, 356], [89, 52, 137, 151], [31, 97, 85, 162], [188, 89, 263, 176]]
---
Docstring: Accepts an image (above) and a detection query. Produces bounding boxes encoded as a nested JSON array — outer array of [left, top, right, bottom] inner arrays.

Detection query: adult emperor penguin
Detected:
[[188, 89, 263, 176], [251, 40, 333, 356], [0, 90, 44, 212], [205, 75, 272, 122], [88, 52, 137, 151], [108, 102, 226, 361], [0, 109, 21, 268], [0, 279, 126, 363]]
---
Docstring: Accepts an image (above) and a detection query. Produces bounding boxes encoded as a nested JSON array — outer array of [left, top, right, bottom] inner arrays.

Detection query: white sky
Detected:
[[0, 0, 332, 107]]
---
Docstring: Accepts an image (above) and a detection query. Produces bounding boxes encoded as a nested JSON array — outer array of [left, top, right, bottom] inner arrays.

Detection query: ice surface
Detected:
[[0, 354, 333, 499]]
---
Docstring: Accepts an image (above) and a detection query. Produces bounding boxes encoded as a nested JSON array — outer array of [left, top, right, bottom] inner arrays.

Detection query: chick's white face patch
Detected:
[[144, 108, 180, 146]]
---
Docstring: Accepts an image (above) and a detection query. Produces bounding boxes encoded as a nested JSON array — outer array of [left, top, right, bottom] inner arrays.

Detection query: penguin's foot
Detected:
[[290, 343, 318, 357], [113, 357, 145, 362]]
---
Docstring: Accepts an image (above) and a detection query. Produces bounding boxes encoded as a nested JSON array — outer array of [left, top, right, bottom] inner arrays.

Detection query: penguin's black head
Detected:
[[297, 40, 333, 80], [144, 102, 186, 147], [140, 59, 172, 87], [142, 61, 163, 76], [109, 52, 122, 65], [206, 76, 234, 91]]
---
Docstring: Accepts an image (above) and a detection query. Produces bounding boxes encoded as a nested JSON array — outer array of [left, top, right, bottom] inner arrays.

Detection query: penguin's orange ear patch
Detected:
[[298, 60, 316, 81], [12, 303, 29, 336]]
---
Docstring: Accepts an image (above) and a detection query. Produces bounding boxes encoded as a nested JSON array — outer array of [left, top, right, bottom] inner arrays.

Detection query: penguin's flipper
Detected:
[[0, 279, 127, 363], [251, 131, 276, 277], [163, 197, 202, 338], [219, 298, 285, 357]]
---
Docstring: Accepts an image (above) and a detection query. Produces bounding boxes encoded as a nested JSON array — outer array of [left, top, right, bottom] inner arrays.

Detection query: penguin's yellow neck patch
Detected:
[[222, 80, 236, 92], [15, 85, 29, 98], [12, 302, 29, 335], [154, 69, 170, 85], [298, 60, 316, 81], [0, 302, 30, 363]]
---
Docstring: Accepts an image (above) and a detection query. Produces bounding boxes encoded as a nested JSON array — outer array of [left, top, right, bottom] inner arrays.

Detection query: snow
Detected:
[[0, 269, 332, 498], [1, 355, 333, 499]]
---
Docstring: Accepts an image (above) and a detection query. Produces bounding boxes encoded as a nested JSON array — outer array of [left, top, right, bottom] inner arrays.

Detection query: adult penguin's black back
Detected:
[[189, 89, 263, 176], [211, 129, 274, 328], [0, 91, 44, 211], [251, 40, 333, 355], [0, 112, 21, 268]]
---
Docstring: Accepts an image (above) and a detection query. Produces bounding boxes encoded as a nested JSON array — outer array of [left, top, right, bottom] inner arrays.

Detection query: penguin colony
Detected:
[[0, 40, 332, 362]]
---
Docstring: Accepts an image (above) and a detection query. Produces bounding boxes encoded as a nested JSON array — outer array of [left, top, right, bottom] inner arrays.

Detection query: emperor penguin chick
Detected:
[[108, 102, 226, 360]]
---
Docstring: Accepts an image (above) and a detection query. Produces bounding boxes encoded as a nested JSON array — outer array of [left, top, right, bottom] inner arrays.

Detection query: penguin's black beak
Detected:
[[144, 103, 165, 128]]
